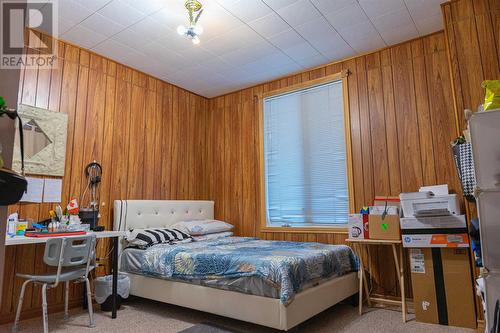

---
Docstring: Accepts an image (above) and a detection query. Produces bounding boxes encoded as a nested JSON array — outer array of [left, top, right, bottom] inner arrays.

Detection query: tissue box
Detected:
[[348, 214, 364, 239]]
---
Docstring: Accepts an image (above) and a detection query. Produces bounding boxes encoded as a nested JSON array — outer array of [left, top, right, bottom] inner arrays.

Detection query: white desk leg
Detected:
[[363, 245, 371, 307], [357, 244, 364, 315], [392, 244, 406, 323], [399, 245, 407, 322]]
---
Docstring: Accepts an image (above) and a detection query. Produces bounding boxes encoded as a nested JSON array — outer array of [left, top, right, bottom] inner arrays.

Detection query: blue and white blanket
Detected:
[[141, 237, 358, 305]]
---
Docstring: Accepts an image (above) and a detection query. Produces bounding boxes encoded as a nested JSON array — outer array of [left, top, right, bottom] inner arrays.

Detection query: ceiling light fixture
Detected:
[[177, 0, 204, 45]]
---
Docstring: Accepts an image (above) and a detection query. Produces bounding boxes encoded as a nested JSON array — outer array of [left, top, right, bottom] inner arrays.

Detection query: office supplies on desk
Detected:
[[24, 230, 86, 237]]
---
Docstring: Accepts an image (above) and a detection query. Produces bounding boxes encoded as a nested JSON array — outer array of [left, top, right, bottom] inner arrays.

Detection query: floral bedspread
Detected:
[[141, 237, 358, 305]]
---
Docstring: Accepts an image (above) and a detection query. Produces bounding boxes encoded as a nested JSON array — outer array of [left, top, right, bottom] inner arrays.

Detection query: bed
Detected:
[[114, 200, 359, 331]]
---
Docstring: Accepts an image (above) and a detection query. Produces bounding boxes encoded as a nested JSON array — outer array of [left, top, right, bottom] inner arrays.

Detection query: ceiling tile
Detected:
[[112, 27, 152, 49], [91, 39, 142, 63], [128, 17, 172, 42], [153, 33, 195, 53], [98, 0, 145, 27], [358, 0, 405, 18], [276, 0, 321, 27], [339, 21, 382, 43], [142, 42, 185, 66], [379, 21, 419, 45], [219, 0, 273, 23], [248, 12, 290, 38], [283, 41, 320, 61], [295, 16, 336, 44], [347, 35, 386, 53], [62, 24, 108, 49], [149, 5, 186, 31], [80, 13, 125, 38], [405, 0, 443, 21], [76, 0, 112, 12], [59, 0, 94, 24], [195, 2, 244, 40], [120, 0, 165, 15], [319, 44, 355, 61], [309, 0, 355, 13], [414, 12, 443, 35], [57, 17, 76, 35], [371, 7, 415, 32], [262, 0, 299, 11], [294, 54, 327, 68], [178, 46, 217, 64], [267, 29, 305, 50], [324, 2, 368, 31], [220, 40, 276, 64]]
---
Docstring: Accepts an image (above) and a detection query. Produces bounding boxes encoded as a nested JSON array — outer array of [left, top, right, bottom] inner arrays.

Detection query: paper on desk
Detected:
[[43, 178, 62, 203], [419, 184, 448, 196], [20, 177, 44, 203]]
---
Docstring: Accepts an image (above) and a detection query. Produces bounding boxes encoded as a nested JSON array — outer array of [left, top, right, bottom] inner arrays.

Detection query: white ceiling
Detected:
[[36, 0, 445, 97]]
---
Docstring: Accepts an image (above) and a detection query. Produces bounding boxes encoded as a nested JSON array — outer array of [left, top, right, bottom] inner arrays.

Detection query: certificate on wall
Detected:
[[20, 177, 44, 203], [43, 178, 62, 203]]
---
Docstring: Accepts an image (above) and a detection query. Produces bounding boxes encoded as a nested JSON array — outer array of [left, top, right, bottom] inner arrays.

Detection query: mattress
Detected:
[[120, 237, 358, 304], [121, 247, 282, 298]]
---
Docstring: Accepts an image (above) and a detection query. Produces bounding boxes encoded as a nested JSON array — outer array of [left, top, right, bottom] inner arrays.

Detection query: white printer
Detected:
[[400, 191, 460, 217]]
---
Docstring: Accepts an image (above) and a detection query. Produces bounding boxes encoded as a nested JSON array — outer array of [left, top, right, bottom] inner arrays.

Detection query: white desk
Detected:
[[6, 230, 126, 319], [5, 231, 126, 246]]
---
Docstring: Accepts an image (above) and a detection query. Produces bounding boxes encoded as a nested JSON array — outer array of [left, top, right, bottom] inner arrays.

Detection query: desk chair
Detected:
[[12, 235, 96, 333]]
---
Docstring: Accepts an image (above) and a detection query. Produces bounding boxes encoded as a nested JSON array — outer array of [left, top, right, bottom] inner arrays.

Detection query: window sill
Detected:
[[261, 226, 348, 234]]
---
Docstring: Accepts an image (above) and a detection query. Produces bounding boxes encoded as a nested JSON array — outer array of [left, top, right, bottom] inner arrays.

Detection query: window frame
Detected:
[[257, 70, 354, 233]]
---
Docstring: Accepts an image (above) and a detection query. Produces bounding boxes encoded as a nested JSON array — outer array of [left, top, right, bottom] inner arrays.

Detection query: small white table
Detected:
[[6, 231, 126, 319], [346, 238, 407, 323]]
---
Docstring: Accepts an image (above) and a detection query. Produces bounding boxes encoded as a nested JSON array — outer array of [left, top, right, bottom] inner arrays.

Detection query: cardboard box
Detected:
[[410, 248, 476, 329], [348, 214, 364, 239], [402, 234, 470, 248], [368, 214, 401, 240], [373, 196, 401, 207]]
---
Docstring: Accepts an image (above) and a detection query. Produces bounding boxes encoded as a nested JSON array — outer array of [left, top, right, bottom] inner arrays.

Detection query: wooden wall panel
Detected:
[[443, 0, 500, 128], [1, 31, 209, 324], [204, 32, 459, 298], [442, 0, 500, 322]]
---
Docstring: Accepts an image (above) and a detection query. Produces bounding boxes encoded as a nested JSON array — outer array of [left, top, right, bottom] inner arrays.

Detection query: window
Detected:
[[263, 79, 349, 228]]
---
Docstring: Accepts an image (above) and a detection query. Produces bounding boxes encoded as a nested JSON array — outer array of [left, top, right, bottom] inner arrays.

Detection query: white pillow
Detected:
[[171, 219, 233, 236], [193, 231, 233, 242]]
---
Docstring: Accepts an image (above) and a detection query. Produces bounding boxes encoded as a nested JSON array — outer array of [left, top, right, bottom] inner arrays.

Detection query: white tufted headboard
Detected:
[[113, 200, 215, 232]]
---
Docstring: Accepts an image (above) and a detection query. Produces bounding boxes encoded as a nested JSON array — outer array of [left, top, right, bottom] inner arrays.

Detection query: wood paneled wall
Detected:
[[0, 31, 208, 323], [205, 31, 461, 297], [442, 0, 500, 322], [443, 0, 500, 129]]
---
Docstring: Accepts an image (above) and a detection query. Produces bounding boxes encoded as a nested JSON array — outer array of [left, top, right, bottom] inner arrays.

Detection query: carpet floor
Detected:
[[0, 297, 475, 333]]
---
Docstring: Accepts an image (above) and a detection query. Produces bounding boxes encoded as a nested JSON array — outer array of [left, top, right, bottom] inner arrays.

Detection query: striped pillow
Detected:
[[125, 228, 192, 248]]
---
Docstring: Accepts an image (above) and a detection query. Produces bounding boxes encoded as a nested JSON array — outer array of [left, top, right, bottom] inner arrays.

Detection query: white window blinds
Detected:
[[263, 80, 348, 227]]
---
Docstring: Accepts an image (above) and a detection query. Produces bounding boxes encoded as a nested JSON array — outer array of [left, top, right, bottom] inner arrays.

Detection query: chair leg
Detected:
[[64, 281, 70, 320], [42, 284, 49, 333], [85, 278, 95, 328], [12, 279, 31, 333]]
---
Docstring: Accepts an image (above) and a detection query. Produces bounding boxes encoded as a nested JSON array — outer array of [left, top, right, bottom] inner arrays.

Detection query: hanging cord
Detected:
[[4, 110, 24, 174]]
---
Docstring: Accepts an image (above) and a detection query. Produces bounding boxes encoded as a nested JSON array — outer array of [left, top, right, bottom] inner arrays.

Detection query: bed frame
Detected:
[[114, 200, 358, 331]]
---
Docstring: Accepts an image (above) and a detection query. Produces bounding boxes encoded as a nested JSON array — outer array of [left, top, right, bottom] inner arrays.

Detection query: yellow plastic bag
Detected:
[[482, 80, 500, 111]]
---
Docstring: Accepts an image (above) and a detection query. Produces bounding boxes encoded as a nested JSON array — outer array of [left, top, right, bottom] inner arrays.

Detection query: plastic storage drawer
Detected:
[[469, 109, 500, 189], [476, 190, 500, 271], [484, 273, 500, 332]]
